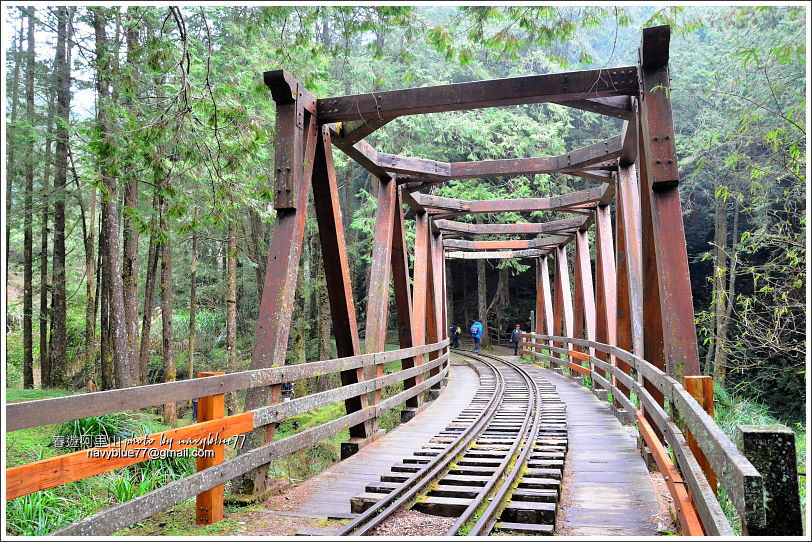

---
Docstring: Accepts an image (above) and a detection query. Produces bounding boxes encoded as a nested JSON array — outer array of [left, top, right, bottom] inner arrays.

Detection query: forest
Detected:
[[3, 4, 807, 536]]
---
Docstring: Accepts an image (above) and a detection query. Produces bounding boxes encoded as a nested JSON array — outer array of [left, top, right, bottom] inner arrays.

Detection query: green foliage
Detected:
[[57, 413, 148, 450], [6, 490, 75, 536]]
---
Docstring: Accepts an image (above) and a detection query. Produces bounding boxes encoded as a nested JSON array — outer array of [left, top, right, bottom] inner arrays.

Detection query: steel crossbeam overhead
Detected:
[[317, 66, 639, 122], [413, 185, 608, 217], [443, 235, 571, 251], [435, 217, 586, 236], [328, 128, 622, 185], [445, 248, 551, 259]]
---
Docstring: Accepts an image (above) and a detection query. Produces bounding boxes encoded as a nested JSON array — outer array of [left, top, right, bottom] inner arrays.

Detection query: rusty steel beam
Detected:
[[317, 66, 639, 122], [391, 188, 421, 409], [265, 72, 315, 210], [414, 185, 608, 215], [572, 230, 596, 351], [615, 165, 642, 400], [552, 244, 574, 353], [427, 232, 444, 385], [312, 125, 371, 440], [335, 118, 392, 145], [445, 249, 550, 260], [594, 204, 618, 377], [364, 177, 397, 416], [553, 96, 634, 120], [443, 235, 570, 251], [638, 25, 700, 380], [435, 217, 586, 236]]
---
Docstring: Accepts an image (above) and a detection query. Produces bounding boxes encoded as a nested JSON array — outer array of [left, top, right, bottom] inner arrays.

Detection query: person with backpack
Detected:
[[470, 319, 483, 353], [510, 323, 523, 355], [448, 323, 461, 348]]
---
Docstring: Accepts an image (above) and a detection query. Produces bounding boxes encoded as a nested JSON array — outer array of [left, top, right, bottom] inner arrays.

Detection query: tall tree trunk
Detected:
[[477, 259, 489, 347], [85, 187, 97, 383], [707, 180, 728, 378], [122, 8, 141, 367], [462, 262, 469, 326], [39, 72, 56, 389], [5, 14, 23, 264], [93, 7, 133, 388], [50, 6, 71, 388], [714, 201, 740, 385], [188, 208, 198, 383], [139, 188, 161, 384], [226, 219, 238, 412], [22, 8, 36, 389], [445, 260, 454, 325], [99, 204, 114, 390], [159, 193, 176, 424]]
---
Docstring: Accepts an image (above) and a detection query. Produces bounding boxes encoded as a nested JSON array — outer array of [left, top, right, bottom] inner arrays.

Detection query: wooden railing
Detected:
[[5, 340, 450, 535], [521, 333, 802, 537]]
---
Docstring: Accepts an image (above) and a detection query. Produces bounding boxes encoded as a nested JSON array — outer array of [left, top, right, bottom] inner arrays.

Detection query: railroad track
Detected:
[[340, 350, 568, 536]]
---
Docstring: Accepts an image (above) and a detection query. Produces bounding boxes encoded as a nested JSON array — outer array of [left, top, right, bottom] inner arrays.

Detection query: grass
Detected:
[[7, 388, 74, 402]]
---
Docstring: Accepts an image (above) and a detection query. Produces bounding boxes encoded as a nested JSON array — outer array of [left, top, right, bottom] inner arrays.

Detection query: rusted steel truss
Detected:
[[242, 24, 698, 494]]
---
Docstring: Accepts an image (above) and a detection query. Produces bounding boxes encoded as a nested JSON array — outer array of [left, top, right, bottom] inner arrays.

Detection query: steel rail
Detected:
[[450, 350, 546, 536], [444, 350, 540, 535], [336, 356, 506, 536]]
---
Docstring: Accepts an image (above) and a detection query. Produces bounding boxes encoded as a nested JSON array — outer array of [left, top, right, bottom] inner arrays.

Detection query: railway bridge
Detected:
[[5, 26, 803, 537]]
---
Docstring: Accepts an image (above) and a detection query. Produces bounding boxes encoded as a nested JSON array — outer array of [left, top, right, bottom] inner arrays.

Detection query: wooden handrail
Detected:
[[520, 332, 767, 536], [6, 339, 449, 432], [6, 342, 452, 536]]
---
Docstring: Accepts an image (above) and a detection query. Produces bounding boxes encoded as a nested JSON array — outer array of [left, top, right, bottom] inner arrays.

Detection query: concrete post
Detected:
[[737, 425, 802, 535]]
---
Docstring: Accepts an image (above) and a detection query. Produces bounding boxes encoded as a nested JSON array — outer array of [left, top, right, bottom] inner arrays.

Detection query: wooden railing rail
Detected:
[[5, 340, 449, 535], [520, 332, 769, 537], [6, 340, 448, 432]]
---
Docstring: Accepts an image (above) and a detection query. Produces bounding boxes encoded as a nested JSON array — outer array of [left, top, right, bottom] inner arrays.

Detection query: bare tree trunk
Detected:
[[22, 8, 35, 389], [99, 205, 114, 390], [139, 193, 160, 384], [39, 72, 56, 388], [188, 208, 198, 384], [5, 14, 23, 264], [714, 201, 740, 385], [93, 7, 133, 388], [707, 180, 728, 378], [85, 187, 97, 382], [122, 8, 141, 367], [226, 219, 238, 413], [50, 6, 72, 388], [159, 193, 176, 424], [477, 259, 490, 347]]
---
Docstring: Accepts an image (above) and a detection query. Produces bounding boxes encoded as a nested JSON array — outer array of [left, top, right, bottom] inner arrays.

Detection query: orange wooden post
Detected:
[[196, 371, 226, 525], [684, 375, 717, 495]]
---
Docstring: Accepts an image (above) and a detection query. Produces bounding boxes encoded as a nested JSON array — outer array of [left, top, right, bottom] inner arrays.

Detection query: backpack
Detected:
[[470, 323, 479, 335], [456, 326, 462, 335]]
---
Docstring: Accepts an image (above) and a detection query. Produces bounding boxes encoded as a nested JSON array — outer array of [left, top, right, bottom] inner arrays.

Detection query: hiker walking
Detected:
[[510, 323, 523, 356], [449, 323, 461, 348], [470, 319, 483, 353]]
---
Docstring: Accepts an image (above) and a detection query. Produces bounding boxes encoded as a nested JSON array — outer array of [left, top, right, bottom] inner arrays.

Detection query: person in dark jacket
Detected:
[[449, 323, 461, 348], [510, 324, 522, 355]]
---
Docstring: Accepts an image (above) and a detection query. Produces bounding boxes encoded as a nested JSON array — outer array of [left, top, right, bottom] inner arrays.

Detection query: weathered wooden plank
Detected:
[[6, 341, 446, 432], [6, 412, 254, 501], [52, 369, 447, 536], [572, 230, 596, 352], [316, 67, 639, 122], [435, 217, 585, 236], [442, 235, 570, 250], [334, 118, 391, 145]]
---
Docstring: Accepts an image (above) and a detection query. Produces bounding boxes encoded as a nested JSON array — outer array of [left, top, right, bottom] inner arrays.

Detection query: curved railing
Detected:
[[5, 340, 449, 535], [520, 333, 800, 537]]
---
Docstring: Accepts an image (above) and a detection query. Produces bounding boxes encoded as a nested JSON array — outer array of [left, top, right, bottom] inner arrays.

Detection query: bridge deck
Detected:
[[292, 362, 480, 518], [521, 360, 662, 536]]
